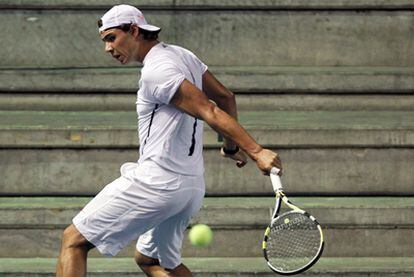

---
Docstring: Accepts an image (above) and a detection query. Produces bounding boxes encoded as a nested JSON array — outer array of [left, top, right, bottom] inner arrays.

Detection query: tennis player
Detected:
[[56, 4, 282, 277]]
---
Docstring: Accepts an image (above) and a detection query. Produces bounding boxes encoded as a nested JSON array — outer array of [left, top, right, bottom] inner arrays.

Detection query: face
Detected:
[[100, 27, 138, 64]]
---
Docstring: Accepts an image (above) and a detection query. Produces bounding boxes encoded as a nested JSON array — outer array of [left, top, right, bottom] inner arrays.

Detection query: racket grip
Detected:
[[270, 167, 283, 192]]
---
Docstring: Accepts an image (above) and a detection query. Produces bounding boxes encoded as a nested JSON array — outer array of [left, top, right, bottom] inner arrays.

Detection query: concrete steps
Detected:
[[1, 66, 413, 93], [0, 197, 413, 258], [1, 6, 413, 68], [1, 1, 412, 275], [1, 110, 413, 148], [1, 257, 414, 276], [4, 227, 413, 258], [1, 148, 413, 196], [0, 110, 413, 195], [3, 93, 414, 111], [2, 0, 414, 9]]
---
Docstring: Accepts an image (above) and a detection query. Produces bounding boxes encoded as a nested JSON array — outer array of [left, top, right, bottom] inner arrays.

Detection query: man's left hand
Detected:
[[220, 147, 248, 168]]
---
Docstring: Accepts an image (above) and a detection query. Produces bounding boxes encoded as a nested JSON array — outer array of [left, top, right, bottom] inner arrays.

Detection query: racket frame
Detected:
[[263, 170, 324, 275]]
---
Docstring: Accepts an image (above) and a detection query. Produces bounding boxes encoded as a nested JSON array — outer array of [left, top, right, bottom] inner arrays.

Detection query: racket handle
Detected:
[[270, 167, 283, 192]]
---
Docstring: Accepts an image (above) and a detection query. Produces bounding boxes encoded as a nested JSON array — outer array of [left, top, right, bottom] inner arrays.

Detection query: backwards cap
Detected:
[[99, 4, 161, 33]]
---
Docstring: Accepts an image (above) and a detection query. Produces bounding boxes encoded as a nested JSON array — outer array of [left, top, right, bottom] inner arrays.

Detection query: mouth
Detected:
[[113, 54, 126, 64]]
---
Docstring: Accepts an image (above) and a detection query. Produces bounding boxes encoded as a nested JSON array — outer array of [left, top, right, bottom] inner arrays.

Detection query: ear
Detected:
[[130, 24, 140, 38]]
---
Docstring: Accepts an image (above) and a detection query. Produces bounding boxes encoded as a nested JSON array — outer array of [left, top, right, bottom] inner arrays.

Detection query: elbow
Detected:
[[223, 90, 235, 102], [216, 90, 236, 107]]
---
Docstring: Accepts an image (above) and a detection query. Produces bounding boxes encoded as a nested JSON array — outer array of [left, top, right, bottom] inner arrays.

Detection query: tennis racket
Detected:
[[262, 167, 324, 275]]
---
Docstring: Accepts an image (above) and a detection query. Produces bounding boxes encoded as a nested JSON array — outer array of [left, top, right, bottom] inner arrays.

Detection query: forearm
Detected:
[[215, 94, 239, 149], [203, 104, 262, 160], [171, 78, 281, 174], [202, 71, 239, 149], [213, 91, 237, 120]]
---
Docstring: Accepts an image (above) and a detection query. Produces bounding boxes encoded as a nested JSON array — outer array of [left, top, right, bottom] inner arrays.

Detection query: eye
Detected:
[[103, 34, 116, 42]]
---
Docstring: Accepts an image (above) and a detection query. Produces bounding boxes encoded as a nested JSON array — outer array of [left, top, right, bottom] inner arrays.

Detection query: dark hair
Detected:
[[97, 20, 160, 40], [138, 27, 160, 41]]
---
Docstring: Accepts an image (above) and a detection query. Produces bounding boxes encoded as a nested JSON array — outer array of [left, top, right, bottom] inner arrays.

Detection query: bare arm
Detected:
[[202, 70, 237, 134], [201, 70, 247, 167], [170, 79, 282, 174]]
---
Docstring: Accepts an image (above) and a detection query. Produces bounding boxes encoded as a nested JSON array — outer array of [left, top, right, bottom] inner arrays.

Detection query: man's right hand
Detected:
[[253, 149, 282, 176]]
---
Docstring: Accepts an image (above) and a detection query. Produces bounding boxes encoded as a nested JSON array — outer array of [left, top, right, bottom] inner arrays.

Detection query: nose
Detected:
[[105, 42, 113, 53]]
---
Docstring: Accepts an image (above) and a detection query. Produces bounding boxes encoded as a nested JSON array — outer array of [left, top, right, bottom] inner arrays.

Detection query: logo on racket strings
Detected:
[[273, 216, 305, 231]]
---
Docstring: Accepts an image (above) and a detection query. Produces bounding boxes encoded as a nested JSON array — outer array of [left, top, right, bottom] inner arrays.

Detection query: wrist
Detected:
[[248, 146, 263, 161], [222, 146, 240, 155]]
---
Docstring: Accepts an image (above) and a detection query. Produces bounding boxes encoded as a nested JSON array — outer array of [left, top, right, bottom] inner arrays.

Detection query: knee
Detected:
[[134, 251, 159, 268], [61, 224, 93, 252]]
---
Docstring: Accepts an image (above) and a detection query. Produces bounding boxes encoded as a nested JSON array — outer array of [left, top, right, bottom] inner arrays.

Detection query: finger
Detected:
[[228, 152, 246, 162], [274, 156, 283, 176], [236, 160, 247, 168], [236, 152, 248, 162]]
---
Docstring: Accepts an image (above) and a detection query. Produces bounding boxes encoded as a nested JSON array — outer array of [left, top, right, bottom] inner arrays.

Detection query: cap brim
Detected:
[[138, 24, 161, 32], [99, 23, 119, 33]]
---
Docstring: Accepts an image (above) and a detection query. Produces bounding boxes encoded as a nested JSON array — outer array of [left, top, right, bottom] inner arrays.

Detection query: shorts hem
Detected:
[[136, 246, 181, 269], [73, 219, 118, 257], [160, 260, 182, 270], [136, 246, 158, 260]]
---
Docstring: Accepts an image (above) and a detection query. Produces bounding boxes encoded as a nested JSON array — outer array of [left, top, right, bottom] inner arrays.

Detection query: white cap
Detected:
[[99, 4, 161, 33]]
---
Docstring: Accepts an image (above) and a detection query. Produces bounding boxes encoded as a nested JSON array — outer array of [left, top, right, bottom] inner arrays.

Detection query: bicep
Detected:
[[170, 79, 216, 120]]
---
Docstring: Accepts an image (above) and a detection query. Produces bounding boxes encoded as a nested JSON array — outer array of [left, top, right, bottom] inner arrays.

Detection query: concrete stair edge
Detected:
[[1, 196, 413, 228], [2, 0, 414, 10], [0, 257, 413, 276], [1, 66, 413, 93], [3, 93, 414, 112]]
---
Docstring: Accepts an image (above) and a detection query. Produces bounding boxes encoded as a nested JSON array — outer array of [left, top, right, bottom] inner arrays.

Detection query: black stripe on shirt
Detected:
[[141, 104, 159, 155], [188, 118, 197, 156]]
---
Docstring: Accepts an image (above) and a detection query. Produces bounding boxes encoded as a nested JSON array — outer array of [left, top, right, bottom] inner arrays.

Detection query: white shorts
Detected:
[[73, 160, 205, 269]]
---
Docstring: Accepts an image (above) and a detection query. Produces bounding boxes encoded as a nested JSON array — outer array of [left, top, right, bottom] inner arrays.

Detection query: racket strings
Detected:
[[267, 212, 322, 272]]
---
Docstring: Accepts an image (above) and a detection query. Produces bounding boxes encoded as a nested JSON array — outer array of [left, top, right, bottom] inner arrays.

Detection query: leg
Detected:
[[135, 174, 204, 276], [166, 263, 193, 277], [135, 250, 168, 277], [135, 250, 192, 277], [56, 224, 95, 277]]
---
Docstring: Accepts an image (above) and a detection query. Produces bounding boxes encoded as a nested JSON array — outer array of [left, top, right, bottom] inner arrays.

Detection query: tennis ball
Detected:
[[188, 224, 213, 247]]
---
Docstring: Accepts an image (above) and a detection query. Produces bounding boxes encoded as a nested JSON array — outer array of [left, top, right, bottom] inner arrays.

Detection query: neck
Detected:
[[137, 40, 159, 63]]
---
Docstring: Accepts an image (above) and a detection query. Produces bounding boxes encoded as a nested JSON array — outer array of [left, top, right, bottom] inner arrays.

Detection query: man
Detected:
[[56, 4, 282, 277]]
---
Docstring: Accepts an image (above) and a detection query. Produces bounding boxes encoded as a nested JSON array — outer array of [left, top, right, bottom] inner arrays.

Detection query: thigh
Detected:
[[73, 176, 134, 224], [72, 176, 152, 256], [72, 162, 198, 257], [137, 175, 205, 269]]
